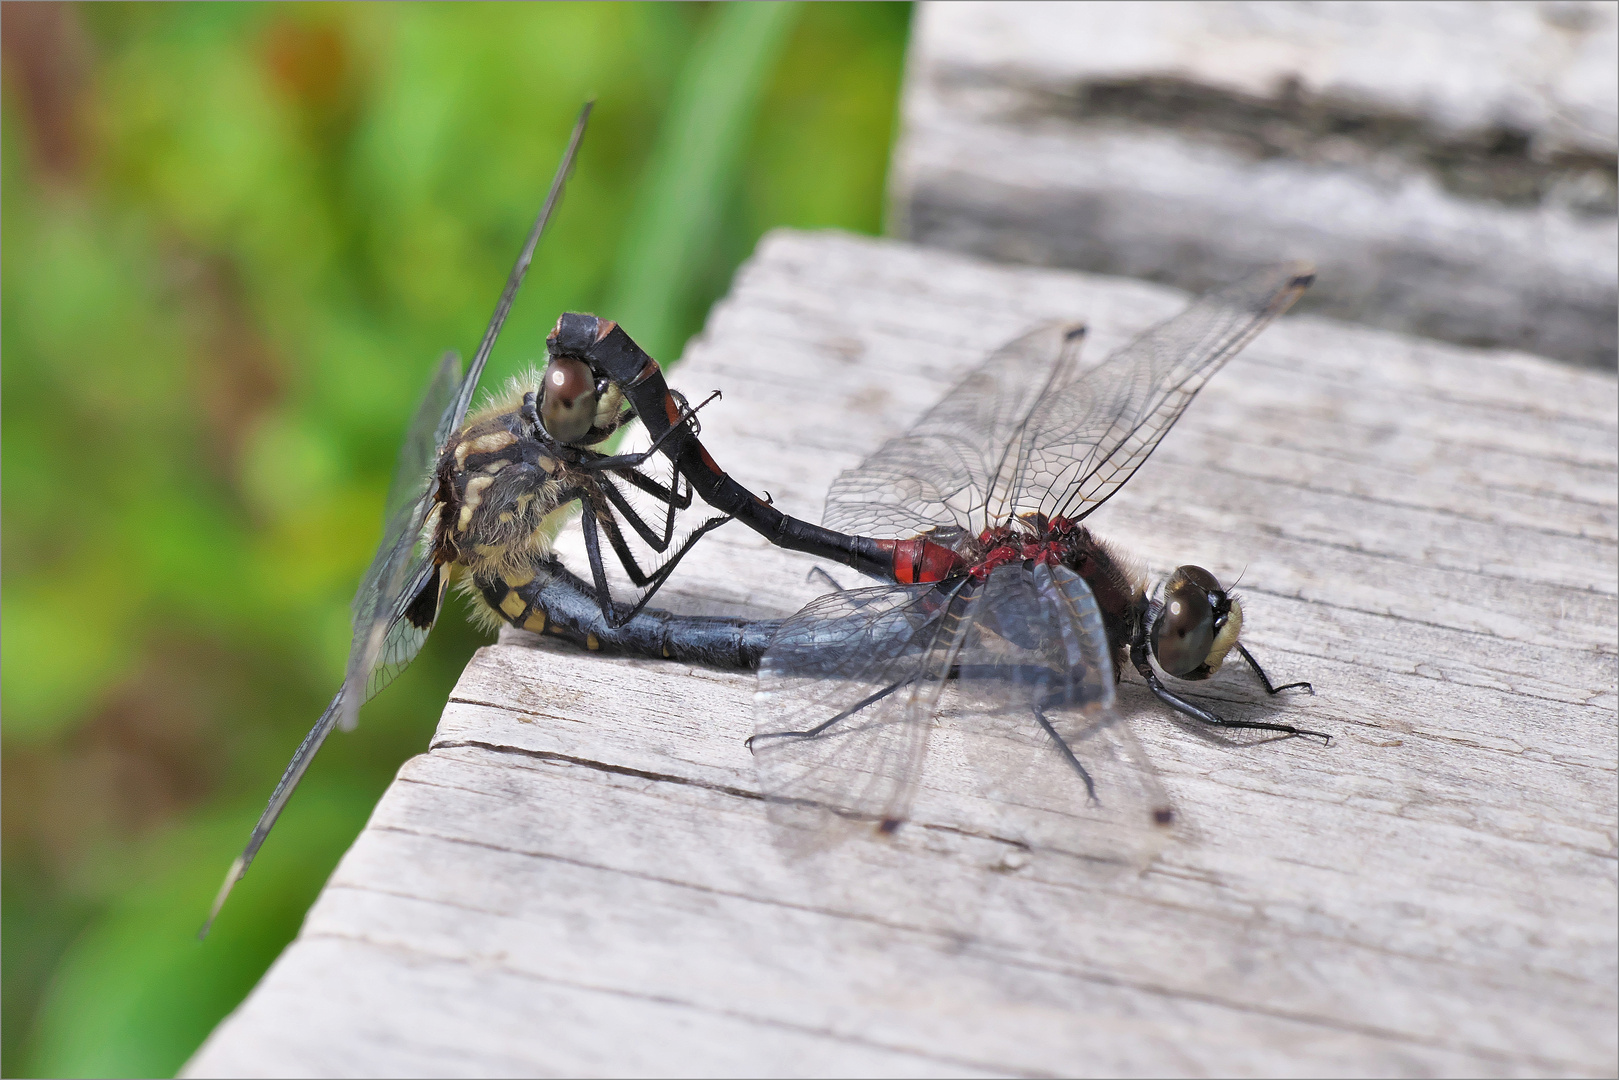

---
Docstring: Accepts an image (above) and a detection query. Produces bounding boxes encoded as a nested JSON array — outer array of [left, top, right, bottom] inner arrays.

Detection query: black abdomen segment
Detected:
[[480, 558, 781, 669], [553, 314, 898, 581]]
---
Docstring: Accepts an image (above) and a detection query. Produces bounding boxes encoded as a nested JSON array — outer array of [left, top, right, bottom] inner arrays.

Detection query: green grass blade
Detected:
[[604, 1, 802, 363]]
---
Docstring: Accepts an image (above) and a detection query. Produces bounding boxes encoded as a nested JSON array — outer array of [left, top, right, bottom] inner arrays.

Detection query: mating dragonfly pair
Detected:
[[203, 104, 1321, 934]]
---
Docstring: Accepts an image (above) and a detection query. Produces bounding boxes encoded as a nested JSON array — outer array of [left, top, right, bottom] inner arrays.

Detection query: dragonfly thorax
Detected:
[[968, 513, 1085, 580], [432, 408, 566, 587], [429, 369, 625, 605]]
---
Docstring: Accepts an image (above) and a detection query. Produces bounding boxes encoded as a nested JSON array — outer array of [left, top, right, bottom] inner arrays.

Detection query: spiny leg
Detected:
[[604, 511, 733, 626], [747, 677, 913, 751], [1030, 704, 1099, 804], [578, 494, 734, 628], [1235, 642, 1313, 695], [611, 460, 694, 511], [578, 390, 721, 471], [574, 489, 629, 624], [1134, 652, 1331, 742], [596, 471, 683, 552]]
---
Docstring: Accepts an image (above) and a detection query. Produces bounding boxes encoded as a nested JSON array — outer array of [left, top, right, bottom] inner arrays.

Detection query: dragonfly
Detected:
[[201, 103, 775, 935], [562, 265, 1325, 853]]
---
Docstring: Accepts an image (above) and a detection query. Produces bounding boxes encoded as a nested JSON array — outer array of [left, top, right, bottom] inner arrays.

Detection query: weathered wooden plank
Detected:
[[187, 231, 1617, 1078], [890, 1, 1619, 369]]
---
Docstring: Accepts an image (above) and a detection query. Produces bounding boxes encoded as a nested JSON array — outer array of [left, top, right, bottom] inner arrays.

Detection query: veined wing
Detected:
[[340, 351, 464, 732], [384, 350, 464, 529], [946, 563, 1173, 868], [205, 103, 594, 936], [445, 101, 592, 435], [201, 352, 460, 936], [752, 563, 1173, 863], [822, 322, 1087, 539], [752, 579, 975, 844], [1014, 263, 1313, 524], [337, 100, 593, 733]]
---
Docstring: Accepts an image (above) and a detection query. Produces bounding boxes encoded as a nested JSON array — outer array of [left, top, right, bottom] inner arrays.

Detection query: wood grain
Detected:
[[186, 231, 1617, 1078], [891, 1, 1619, 369]]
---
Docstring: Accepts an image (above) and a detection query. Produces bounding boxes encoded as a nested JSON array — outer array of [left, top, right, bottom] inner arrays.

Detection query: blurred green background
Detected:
[[0, 3, 912, 1074]]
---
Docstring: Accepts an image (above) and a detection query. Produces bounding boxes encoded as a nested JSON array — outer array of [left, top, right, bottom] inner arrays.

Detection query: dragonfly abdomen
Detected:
[[476, 559, 780, 669]]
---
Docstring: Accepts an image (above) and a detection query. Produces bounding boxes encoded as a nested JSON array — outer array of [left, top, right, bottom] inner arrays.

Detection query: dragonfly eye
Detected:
[[1150, 564, 1222, 679], [541, 357, 598, 444]]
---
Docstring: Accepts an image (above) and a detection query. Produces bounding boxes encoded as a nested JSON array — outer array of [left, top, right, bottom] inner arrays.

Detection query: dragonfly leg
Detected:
[[609, 512, 734, 625], [580, 495, 734, 628], [579, 390, 720, 471], [1235, 642, 1313, 695], [1030, 704, 1099, 804], [746, 678, 911, 751], [808, 566, 843, 592], [596, 472, 683, 553], [611, 462, 694, 512], [1132, 648, 1331, 743], [575, 495, 625, 623]]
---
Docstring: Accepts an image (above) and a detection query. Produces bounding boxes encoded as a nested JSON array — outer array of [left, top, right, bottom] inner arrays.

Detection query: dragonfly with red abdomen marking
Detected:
[[562, 264, 1327, 853]]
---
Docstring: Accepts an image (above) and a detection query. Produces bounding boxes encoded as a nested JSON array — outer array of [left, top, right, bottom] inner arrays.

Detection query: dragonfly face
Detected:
[[1148, 564, 1244, 681], [204, 103, 770, 935]]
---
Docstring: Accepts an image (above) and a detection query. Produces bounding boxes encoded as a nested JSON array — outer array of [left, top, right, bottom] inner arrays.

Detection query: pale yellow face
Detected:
[[1203, 598, 1243, 675]]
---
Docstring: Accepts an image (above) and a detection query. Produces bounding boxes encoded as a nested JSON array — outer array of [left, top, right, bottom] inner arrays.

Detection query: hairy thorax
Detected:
[[433, 410, 565, 584], [427, 369, 628, 632]]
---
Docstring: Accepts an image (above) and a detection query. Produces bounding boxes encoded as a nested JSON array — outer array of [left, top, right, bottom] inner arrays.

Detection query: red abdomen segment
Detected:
[[876, 538, 966, 584]]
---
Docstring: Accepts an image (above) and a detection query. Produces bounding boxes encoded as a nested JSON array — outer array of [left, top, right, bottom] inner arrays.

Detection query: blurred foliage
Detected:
[[0, 2, 912, 1075]]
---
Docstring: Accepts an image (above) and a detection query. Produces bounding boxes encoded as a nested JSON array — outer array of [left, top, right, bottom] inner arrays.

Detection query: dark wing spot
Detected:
[[403, 565, 442, 630]]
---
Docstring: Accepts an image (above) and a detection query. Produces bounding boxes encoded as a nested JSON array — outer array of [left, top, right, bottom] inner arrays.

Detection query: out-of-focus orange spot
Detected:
[[0, 0, 91, 183], [264, 19, 348, 110]]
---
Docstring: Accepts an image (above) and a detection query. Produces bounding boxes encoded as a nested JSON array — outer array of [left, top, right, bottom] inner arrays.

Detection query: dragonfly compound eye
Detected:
[[1150, 564, 1222, 679], [541, 356, 598, 444]]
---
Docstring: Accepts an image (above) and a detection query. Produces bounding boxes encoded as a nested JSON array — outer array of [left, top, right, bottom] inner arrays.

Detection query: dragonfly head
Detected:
[[541, 312, 624, 445], [1149, 565, 1243, 680], [538, 354, 598, 444]]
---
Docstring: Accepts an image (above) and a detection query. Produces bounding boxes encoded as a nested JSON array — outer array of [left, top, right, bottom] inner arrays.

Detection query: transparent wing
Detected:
[[200, 685, 345, 937], [337, 348, 467, 734], [385, 350, 463, 527], [206, 104, 597, 935], [203, 346, 465, 935], [941, 563, 1173, 869], [336, 102, 594, 732], [447, 101, 591, 431], [1016, 263, 1313, 523], [752, 579, 975, 844], [822, 322, 1086, 539]]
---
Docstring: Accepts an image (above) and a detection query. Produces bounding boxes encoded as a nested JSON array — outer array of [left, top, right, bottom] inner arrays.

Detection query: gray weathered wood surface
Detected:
[[186, 231, 1617, 1078], [891, 1, 1619, 368]]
